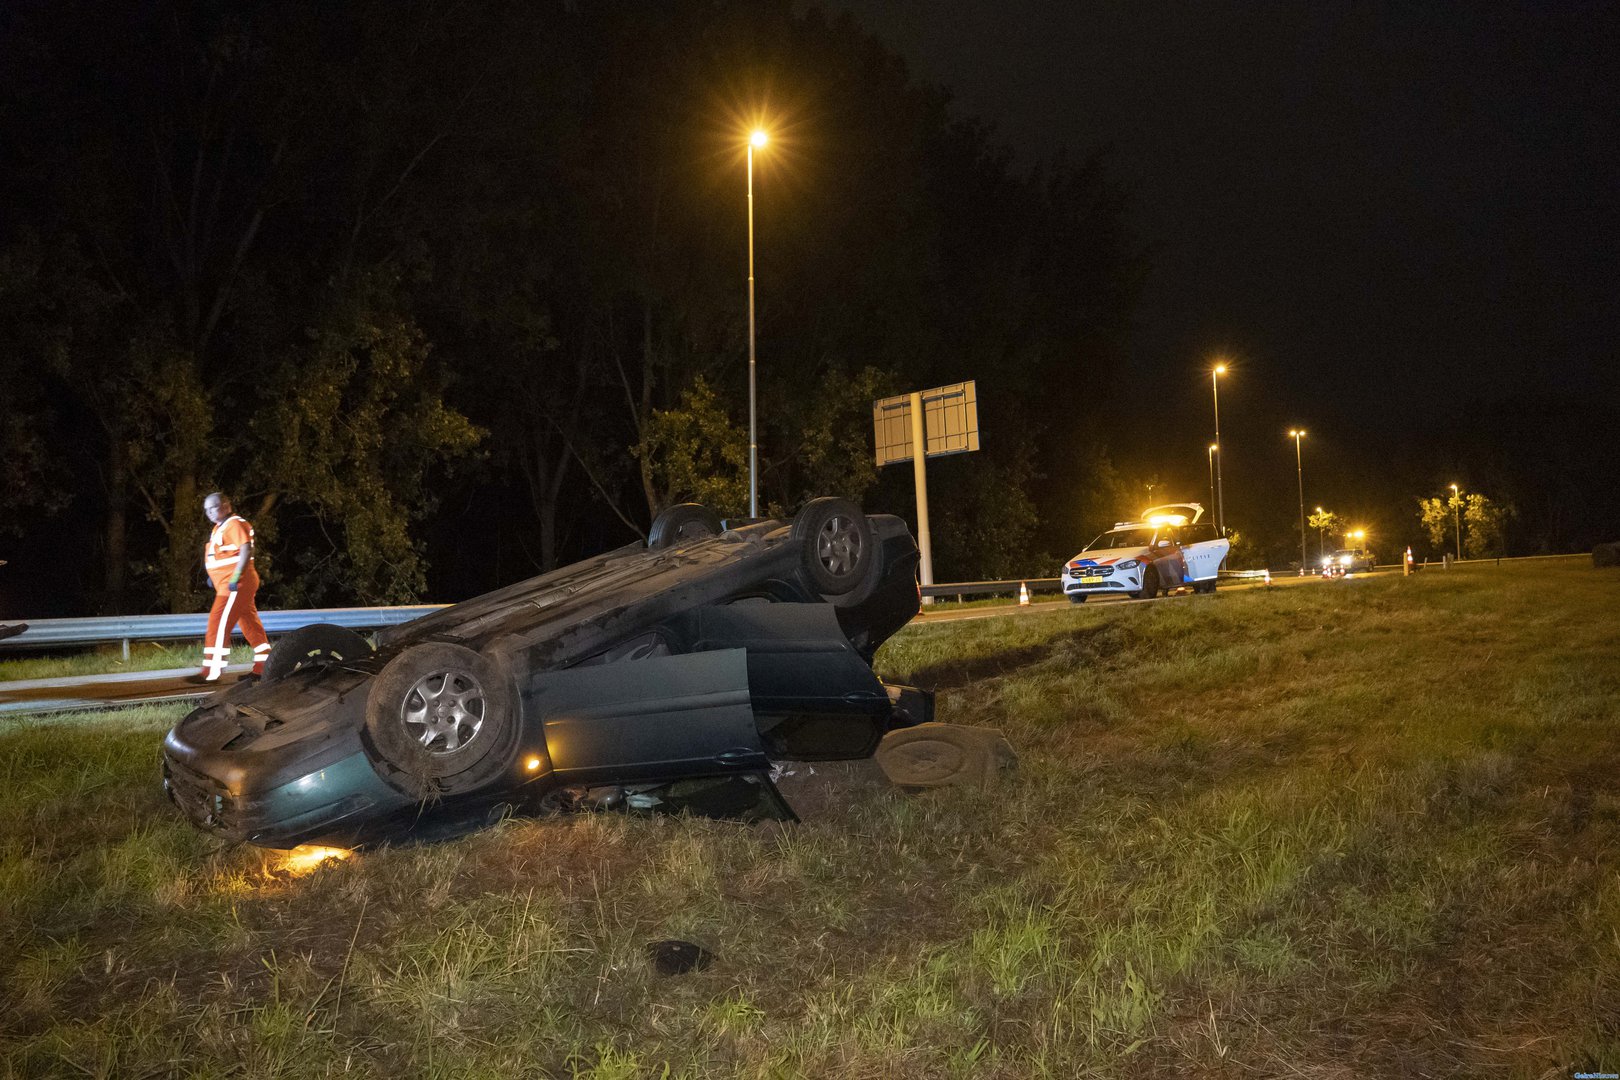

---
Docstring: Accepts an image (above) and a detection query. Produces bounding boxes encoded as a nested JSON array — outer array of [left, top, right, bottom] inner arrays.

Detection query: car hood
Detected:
[[1067, 545, 1150, 567]]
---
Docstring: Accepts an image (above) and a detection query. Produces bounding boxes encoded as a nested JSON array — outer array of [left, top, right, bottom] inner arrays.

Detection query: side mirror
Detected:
[[1156, 539, 1171, 549]]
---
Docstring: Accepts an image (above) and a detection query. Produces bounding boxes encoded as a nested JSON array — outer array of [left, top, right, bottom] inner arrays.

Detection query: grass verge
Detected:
[[2, 561, 1617, 1077]]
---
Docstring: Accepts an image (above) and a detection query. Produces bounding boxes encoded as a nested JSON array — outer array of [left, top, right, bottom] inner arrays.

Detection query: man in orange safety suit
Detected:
[[192, 492, 271, 683]]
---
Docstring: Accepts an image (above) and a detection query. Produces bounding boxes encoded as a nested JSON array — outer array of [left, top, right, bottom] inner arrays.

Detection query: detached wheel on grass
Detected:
[[792, 497, 876, 597], [264, 623, 373, 682], [1068, 593, 1087, 604], [363, 643, 519, 797], [648, 503, 724, 549], [874, 723, 1018, 791]]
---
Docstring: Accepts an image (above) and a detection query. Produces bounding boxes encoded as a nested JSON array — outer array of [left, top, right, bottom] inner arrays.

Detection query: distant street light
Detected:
[[746, 128, 769, 517], [1211, 363, 1227, 534], [1288, 429, 1307, 574], [1449, 483, 1461, 561], [1206, 444, 1218, 518]]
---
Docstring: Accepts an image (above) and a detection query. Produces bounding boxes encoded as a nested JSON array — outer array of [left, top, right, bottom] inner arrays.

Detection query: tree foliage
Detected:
[[0, 0, 1141, 612]]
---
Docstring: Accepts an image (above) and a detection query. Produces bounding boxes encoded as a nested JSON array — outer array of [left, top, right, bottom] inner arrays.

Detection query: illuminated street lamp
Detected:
[[1206, 444, 1218, 518], [1211, 363, 1227, 534], [1449, 483, 1461, 561], [1288, 429, 1307, 574], [746, 128, 768, 517]]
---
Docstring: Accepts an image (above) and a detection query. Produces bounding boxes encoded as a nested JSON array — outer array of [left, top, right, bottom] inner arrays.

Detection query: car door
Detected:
[[525, 648, 769, 784], [679, 603, 892, 760], [1180, 522, 1227, 581], [1150, 526, 1190, 584]]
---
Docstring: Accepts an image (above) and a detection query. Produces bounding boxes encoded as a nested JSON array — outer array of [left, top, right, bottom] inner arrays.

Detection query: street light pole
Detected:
[[1211, 364, 1227, 535], [746, 129, 767, 517], [1289, 429, 1307, 574], [1206, 444, 1217, 518], [1450, 483, 1461, 561], [1315, 506, 1325, 562]]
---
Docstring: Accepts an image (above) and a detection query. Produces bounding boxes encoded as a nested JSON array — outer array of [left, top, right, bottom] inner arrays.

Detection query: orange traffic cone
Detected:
[[1019, 582, 1030, 606]]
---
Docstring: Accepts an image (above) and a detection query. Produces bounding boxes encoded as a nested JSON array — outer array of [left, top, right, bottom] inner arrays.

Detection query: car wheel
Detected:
[[648, 503, 724, 549], [363, 643, 519, 797], [792, 497, 876, 596], [1068, 593, 1087, 604], [874, 722, 1018, 791], [263, 623, 373, 682], [1135, 565, 1159, 600]]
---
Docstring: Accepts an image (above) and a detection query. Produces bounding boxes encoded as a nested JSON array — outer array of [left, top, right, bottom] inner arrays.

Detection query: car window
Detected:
[[1085, 526, 1154, 551], [1177, 522, 1214, 544]]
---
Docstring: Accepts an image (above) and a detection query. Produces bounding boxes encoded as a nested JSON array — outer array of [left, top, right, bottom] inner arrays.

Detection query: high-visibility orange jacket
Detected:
[[205, 515, 258, 594]]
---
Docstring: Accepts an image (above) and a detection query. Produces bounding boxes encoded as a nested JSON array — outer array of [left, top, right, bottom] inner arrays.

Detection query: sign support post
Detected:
[[909, 390, 934, 600], [873, 381, 979, 607]]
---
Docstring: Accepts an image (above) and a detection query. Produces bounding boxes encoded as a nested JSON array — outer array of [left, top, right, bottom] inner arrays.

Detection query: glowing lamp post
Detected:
[[1206, 444, 1218, 518], [1288, 429, 1307, 574], [1449, 483, 1461, 561], [746, 128, 768, 517], [1211, 363, 1227, 534]]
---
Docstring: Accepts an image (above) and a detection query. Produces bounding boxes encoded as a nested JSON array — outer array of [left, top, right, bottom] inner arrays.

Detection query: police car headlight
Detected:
[[1116, 559, 1140, 570]]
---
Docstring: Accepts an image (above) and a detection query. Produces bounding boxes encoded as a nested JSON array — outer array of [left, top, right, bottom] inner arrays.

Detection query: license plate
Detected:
[[1079, 576, 1104, 585]]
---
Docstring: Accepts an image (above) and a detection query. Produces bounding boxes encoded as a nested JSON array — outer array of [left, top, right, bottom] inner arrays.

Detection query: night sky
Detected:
[[828, 0, 1619, 528]]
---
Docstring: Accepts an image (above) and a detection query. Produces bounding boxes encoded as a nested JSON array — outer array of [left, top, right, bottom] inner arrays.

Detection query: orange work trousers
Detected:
[[201, 576, 270, 681]]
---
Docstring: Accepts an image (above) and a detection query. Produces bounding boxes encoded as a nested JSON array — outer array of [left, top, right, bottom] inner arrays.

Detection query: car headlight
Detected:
[[1115, 559, 1140, 570], [1338, 555, 1351, 565]]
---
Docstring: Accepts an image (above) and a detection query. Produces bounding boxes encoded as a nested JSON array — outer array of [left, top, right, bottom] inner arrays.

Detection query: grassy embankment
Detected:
[[2, 560, 1616, 1077]]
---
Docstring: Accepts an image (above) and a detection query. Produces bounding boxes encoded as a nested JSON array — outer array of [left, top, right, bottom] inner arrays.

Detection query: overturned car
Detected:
[[162, 498, 931, 849]]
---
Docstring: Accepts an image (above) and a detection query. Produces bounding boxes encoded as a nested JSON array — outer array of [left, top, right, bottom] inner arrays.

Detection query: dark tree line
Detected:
[[0, 0, 1142, 616]]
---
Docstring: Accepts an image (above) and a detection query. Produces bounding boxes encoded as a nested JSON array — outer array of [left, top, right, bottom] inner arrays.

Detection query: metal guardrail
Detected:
[[6, 552, 1581, 653], [0, 606, 446, 657], [921, 569, 1271, 601], [921, 578, 1062, 600]]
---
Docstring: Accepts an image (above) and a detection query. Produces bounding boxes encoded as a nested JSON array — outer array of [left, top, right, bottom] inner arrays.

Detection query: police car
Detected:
[[1063, 503, 1229, 602]]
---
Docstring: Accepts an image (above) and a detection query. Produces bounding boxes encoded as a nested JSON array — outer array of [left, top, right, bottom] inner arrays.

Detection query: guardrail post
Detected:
[[122, 639, 130, 663]]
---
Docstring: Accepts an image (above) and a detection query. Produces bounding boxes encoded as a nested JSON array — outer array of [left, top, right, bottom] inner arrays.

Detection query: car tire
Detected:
[[1135, 566, 1159, 600], [874, 722, 1018, 791], [792, 497, 876, 596], [362, 643, 519, 797], [648, 503, 724, 549], [1068, 593, 1087, 604], [263, 623, 373, 682]]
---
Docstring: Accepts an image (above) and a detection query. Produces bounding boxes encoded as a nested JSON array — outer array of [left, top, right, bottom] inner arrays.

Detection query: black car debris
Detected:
[[162, 498, 933, 848]]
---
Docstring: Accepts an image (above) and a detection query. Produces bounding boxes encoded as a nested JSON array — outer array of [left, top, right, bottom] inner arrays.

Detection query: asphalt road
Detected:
[[0, 569, 1346, 716]]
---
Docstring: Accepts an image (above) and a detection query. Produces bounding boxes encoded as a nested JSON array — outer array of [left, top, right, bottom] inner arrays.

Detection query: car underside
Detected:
[[162, 499, 931, 849]]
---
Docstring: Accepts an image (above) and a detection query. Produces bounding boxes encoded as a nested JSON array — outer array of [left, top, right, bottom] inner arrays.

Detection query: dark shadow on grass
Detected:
[[900, 623, 1135, 691]]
